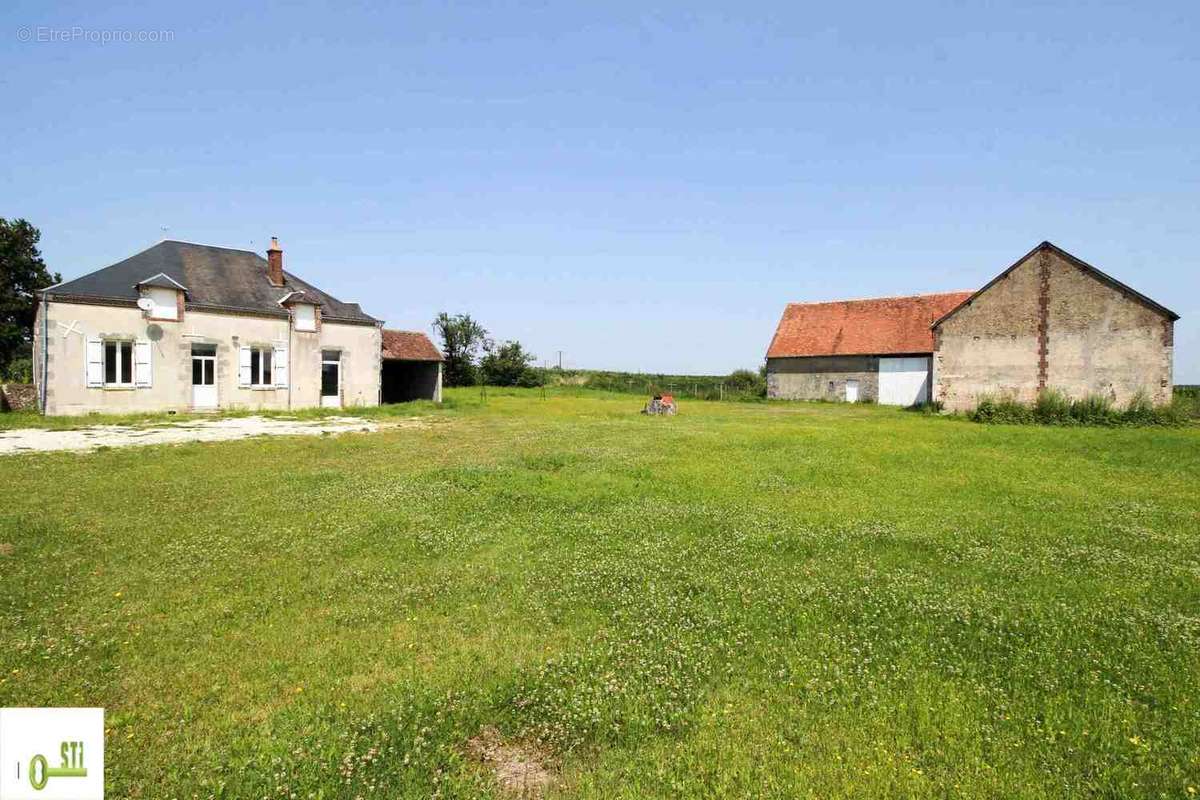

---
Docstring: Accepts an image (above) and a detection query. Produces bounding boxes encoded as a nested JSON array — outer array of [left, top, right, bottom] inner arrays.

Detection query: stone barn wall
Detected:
[[934, 247, 1174, 412], [766, 355, 879, 402]]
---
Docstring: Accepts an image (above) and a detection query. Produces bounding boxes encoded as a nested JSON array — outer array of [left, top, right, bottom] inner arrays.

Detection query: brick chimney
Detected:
[[266, 236, 284, 287]]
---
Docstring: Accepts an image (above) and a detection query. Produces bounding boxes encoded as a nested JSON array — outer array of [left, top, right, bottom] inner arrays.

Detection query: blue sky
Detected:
[[3, 1, 1197, 379]]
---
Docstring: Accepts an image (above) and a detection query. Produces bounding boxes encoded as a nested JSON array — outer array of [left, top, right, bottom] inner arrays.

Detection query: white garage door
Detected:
[[878, 357, 930, 406]]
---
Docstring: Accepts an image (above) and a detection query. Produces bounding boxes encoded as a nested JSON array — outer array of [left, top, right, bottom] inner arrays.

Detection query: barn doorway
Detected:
[[878, 356, 931, 406]]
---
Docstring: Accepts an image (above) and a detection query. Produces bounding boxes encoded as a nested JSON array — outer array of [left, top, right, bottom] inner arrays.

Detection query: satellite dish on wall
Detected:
[[136, 297, 155, 312], [146, 324, 164, 342]]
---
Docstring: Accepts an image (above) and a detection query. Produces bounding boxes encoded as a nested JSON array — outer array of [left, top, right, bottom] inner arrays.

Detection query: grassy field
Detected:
[[1, 389, 1198, 798]]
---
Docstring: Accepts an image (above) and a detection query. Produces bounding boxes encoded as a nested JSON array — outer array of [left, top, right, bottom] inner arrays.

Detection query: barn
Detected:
[[381, 329, 443, 403], [766, 242, 1178, 410], [765, 292, 970, 406]]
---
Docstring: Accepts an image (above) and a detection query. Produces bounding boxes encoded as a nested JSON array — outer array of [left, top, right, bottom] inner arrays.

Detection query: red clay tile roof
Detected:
[[767, 291, 974, 358], [381, 329, 444, 361]]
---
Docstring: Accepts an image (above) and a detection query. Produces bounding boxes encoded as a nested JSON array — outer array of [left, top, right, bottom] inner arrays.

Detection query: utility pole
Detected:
[[557, 350, 563, 370]]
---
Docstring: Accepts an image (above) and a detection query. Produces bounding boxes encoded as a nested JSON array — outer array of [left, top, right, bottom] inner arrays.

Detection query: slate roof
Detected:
[[381, 329, 444, 361], [767, 291, 973, 359], [46, 240, 378, 324]]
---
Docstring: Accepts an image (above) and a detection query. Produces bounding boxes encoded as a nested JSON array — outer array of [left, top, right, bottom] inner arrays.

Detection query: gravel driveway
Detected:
[[0, 415, 387, 455]]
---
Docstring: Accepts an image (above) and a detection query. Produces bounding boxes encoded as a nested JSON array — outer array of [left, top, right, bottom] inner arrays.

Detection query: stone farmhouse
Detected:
[[33, 238, 442, 415], [766, 242, 1178, 411]]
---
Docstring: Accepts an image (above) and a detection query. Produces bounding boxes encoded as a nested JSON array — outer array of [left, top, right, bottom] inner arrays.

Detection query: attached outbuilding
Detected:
[[764, 241, 1179, 411], [381, 329, 443, 403]]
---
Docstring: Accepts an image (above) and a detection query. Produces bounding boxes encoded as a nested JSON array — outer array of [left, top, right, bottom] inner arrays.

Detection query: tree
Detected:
[[432, 312, 487, 387], [0, 219, 60, 381], [480, 340, 539, 387], [726, 368, 767, 397]]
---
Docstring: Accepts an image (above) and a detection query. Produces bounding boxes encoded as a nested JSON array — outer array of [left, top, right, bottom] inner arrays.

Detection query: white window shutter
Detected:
[[273, 345, 288, 388], [134, 340, 153, 387], [85, 338, 103, 387], [239, 346, 252, 386]]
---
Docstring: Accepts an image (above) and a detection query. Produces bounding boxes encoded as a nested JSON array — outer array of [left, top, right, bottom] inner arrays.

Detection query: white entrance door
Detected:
[[320, 350, 341, 408], [845, 379, 859, 402], [878, 356, 930, 406], [191, 346, 217, 409]]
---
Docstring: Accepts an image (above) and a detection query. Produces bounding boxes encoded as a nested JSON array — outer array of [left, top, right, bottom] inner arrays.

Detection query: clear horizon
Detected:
[[4, 1, 1197, 381]]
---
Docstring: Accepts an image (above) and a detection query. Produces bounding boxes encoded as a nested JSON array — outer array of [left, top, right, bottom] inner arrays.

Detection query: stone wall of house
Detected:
[[35, 299, 381, 416], [766, 355, 879, 401], [0, 383, 38, 412], [934, 247, 1174, 412]]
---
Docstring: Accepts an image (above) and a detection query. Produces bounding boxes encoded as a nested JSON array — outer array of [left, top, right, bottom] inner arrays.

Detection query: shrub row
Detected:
[[970, 389, 1198, 427], [546, 368, 767, 401]]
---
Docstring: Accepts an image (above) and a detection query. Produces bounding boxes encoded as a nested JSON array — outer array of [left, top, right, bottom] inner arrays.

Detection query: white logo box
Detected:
[[0, 708, 104, 800]]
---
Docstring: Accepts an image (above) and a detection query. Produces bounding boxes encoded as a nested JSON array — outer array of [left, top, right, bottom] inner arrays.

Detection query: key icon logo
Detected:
[[28, 740, 89, 790]]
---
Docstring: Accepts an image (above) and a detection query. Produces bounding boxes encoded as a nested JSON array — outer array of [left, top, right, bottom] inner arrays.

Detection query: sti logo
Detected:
[[0, 708, 104, 800]]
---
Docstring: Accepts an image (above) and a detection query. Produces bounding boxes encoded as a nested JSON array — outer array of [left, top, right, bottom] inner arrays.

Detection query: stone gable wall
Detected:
[[934, 249, 1173, 412]]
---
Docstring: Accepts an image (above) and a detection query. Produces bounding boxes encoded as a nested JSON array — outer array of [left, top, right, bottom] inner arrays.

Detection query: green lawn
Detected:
[[1, 390, 1198, 798]]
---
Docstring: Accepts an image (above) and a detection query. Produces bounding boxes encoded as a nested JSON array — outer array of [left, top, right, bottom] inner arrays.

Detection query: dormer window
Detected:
[[135, 272, 187, 321], [144, 287, 179, 320], [279, 290, 320, 332], [293, 303, 317, 331]]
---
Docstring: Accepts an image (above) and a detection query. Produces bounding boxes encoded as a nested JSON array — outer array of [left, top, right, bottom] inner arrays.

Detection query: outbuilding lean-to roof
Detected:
[[45, 240, 379, 324], [381, 329, 444, 361], [766, 291, 972, 359]]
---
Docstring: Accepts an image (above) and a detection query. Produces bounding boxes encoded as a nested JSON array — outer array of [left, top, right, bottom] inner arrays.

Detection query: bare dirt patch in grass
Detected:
[[0, 542, 12, 556], [0, 415, 438, 455], [467, 726, 557, 798]]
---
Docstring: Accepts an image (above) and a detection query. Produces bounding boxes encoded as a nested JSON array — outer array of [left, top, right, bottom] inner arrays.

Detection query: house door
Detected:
[[845, 379, 859, 403], [191, 345, 217, 408], [321, 350, 341, 408]]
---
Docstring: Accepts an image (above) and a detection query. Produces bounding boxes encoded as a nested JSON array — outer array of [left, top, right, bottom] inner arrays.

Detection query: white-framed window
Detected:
[[86, 338, 151, 388], [250, 346, 272, 387], [105, 340, 133, 386], [239, 345, 288, 389], [293, 303, 316, 332]]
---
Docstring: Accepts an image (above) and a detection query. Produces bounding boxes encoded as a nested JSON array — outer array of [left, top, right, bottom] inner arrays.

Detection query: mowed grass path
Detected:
[[1, 390, 1198, 798]]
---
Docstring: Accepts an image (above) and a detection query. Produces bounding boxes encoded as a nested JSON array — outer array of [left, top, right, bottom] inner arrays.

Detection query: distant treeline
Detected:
[[544, 368, 766, 401]]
